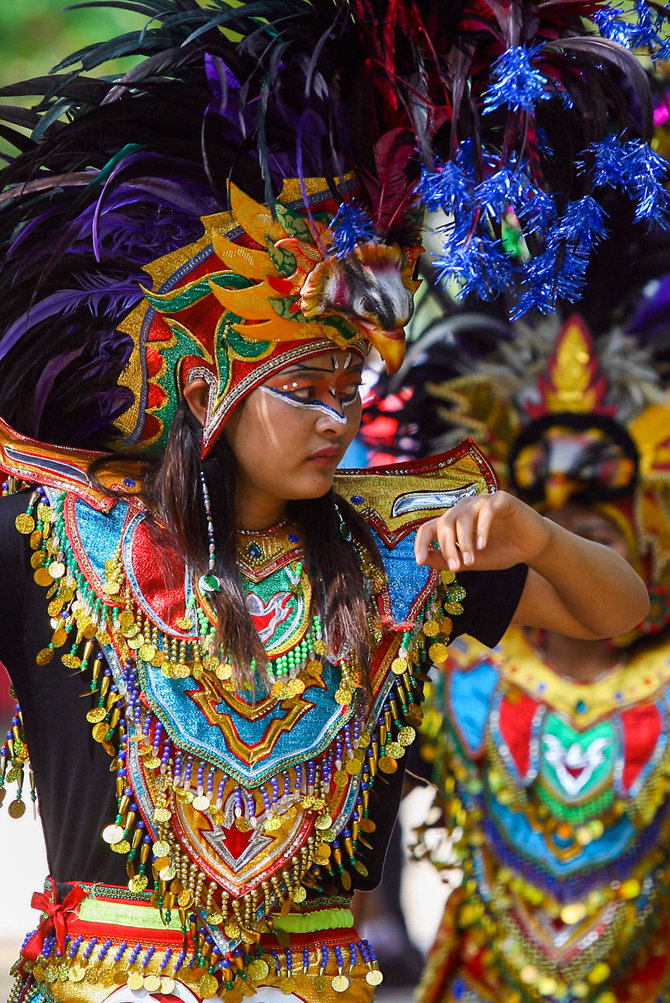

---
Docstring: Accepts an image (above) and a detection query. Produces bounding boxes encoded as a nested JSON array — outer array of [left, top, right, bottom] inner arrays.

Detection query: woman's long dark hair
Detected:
[[93, 400, 381, 686]]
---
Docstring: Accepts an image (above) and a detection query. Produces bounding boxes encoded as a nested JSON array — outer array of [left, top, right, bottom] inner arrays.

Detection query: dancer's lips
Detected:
[[309, 445, 343, 465]]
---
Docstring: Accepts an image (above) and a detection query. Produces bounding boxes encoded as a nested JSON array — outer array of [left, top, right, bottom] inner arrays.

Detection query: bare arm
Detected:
[[414, 490, 649, 639]]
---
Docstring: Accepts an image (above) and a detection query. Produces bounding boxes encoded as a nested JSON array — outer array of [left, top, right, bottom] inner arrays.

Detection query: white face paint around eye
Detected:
[[260, 385, 351, 425]]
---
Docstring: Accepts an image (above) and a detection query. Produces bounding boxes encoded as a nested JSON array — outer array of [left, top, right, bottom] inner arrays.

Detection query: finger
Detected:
[[475, 497, 495, 550], [453, 507, 476, 566], [414, 518, 439, 565], [436, 514, 461, 572]]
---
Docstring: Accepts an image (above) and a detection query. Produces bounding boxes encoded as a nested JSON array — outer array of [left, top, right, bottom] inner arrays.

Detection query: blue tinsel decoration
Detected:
[[474, 164, 533, 216], [419, 159, 474, 214], [553, 196, 610, 248], [433, 231, 515, 301], [517, 189, 558, 237], [593, 7, 637, 48], [581, 137, 670, 226], [330, 201, 376, 257], [482, 45, 554, 115], [579, 134, 630, 188], [623, 143, 670, 225]]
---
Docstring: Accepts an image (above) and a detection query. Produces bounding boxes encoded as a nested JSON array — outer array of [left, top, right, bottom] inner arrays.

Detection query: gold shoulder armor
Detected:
[[0, 418, 143, 511], [334, 437, 497, 546]]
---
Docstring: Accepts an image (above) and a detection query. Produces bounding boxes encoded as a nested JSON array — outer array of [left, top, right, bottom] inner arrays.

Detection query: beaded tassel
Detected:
[[198, 469, 221, 595]]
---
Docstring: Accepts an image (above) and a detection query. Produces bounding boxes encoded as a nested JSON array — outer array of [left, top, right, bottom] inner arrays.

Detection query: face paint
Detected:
[[260, 385, 350, 424], [260, 362, 362, 425]]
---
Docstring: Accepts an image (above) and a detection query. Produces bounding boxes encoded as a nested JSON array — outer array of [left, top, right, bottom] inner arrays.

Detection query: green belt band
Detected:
[[78, 896, 182, 931], [78, 897, 354, 936], [271, 908, 355, 934]]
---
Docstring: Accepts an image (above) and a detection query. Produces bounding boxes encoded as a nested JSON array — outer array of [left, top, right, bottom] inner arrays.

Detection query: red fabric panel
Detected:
[[620, 702, 662, 791], [498, 691, 540, 778]]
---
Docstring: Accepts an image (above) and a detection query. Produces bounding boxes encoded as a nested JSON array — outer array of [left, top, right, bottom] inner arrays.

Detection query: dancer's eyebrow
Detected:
[[277, 362, 363, 376]]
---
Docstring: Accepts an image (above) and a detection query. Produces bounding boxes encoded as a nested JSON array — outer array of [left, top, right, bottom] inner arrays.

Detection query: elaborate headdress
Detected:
[[0, 0, 668, 455]]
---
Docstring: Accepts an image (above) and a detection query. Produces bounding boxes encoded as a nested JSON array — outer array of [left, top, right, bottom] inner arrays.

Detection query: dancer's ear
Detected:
[[183, 379, 210, 426]]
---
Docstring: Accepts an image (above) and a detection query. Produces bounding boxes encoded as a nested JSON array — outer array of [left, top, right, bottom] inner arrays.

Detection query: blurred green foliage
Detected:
[[0, 1, 144, 84]]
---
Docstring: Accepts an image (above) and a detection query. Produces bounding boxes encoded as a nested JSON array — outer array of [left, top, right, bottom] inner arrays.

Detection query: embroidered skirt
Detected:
[[9, 880, 382, 1002]]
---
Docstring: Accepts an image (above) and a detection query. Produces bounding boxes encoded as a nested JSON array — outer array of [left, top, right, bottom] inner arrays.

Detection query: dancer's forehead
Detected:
[[269, 351, 365, 379]]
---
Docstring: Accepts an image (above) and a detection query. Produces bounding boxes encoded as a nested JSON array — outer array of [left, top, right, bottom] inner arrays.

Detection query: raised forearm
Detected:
[[523, 518, 650, 639]]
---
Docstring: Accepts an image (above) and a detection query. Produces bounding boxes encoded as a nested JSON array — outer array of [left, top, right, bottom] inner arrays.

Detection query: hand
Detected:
[[414, 490, 551, 572]]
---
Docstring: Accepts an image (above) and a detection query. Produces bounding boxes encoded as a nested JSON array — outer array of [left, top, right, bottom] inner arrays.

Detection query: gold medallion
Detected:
[[127, 972, 144, 991], [8, 799, 26, 819], [193, 795, 211, 812], [34, 567, 54, 587], [428, 642, 449, 662], [332, 974, 350, 992], [92, 722, 110, 743], [444, 601, 464, 615], [366, 970, 384, 986], [247, 959, 270, 980], [36, 647, 54, 665], [129, 874, 148, 892], [86, 707, 107, 724], [335, 686, 352, 705], [391, 657, 409, 676], [15, 513, 35, 534], [200, 974, 219, 997], [153, 839, 170, 857], [48, 561, 66, 580], [345, 759, 362, 775], [31, 551, 47, 569], [161, 977, 176, 994], [144, 975, 161, 992], [314, 844, 331, 864], [398, 726, 416, 746], [51, 627, 68, 648], [378, 756, 397, 774]]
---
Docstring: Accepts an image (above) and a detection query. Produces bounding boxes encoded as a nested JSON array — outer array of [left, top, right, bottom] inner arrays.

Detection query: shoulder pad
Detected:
[[0, 418, 144, 511], [334, 438, 497, 546]]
